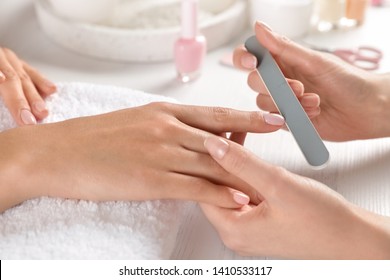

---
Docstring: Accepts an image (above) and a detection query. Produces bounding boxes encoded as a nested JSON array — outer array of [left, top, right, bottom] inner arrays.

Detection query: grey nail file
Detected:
[[245, 36, 329, 168]]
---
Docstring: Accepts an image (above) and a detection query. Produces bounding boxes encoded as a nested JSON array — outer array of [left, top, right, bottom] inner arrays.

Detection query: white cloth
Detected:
[[0, 82, 188, 259]]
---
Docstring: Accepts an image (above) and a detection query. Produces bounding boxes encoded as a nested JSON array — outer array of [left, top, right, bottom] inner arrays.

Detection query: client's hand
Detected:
[[0, 47, 56, 126], [0, 102, 285, 212], [201, 136, 390, 259]]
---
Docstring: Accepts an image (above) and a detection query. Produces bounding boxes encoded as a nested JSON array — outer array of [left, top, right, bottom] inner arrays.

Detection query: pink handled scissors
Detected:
[[311, 45, 383, 71]]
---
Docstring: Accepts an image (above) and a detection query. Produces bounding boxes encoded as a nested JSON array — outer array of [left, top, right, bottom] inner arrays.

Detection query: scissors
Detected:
[[309, 45, 383, 71]]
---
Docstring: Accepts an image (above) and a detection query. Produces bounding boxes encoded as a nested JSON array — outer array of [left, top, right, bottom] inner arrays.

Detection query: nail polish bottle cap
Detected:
[[181, 0, 198, 39]]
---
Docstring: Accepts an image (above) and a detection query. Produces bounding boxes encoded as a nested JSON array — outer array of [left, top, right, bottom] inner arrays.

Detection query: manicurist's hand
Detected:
[[201, 136, 390, 259], [234, 21, 390, 141], [0, 102, 285, 213], [0, 47, 56, 126]]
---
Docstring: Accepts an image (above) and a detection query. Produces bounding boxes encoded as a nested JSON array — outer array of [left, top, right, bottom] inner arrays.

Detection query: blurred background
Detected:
[[0, 0, 389, 104]]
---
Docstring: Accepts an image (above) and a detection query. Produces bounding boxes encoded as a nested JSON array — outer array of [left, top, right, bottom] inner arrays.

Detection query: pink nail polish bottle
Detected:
[[371, 0, 383, 6], [174, 0, 207, 83]]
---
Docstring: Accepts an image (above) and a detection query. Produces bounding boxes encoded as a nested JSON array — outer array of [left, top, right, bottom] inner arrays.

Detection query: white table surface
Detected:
[[1, 0, 390, 260]]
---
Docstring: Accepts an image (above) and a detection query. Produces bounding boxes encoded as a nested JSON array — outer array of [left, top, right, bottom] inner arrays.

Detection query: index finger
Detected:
[[171, 104, 285, 134]]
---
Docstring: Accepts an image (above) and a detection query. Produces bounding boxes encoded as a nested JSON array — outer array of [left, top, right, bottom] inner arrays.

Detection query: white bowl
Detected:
[[35, 0, 247, 62]]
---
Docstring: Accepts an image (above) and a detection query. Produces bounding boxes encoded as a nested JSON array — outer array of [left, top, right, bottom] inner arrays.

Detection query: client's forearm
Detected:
[[0, 128, 39, 213]]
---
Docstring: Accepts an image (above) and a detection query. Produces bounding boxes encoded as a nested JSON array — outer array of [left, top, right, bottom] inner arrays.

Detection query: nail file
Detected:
[[245, 36, 329, 168]]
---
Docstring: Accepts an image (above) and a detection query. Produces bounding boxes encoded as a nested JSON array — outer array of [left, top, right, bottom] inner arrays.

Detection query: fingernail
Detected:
[[256, 21, 273, 32], [290, 81, 304, 95], [301, 95, 320, 107], [45, 80, 56, 90], [20, 109, 37, 125], [241, 54, 257, 69], [204, 137, 229, 160], [233, 192, 250, 205], [0, 71, 5, 81], [33, 101, 48, 113], [264, 113, 285, 126]]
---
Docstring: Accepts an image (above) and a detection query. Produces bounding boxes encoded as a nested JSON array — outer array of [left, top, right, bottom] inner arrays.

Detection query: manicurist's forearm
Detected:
[[351, 205, 390, 259], [373, 73, 390, 138]]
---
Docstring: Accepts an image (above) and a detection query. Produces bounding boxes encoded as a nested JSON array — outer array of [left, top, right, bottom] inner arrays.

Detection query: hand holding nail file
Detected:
[[245, 36, 329, 168]]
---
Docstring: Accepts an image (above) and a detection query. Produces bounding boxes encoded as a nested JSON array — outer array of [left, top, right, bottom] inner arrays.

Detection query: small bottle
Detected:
[[345, 0, 369, 25], [312, 0, 346, 32], [174, 0, 206, 83], [371, 0, 384, 6]]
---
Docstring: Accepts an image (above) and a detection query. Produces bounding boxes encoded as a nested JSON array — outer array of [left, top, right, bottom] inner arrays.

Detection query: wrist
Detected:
[[0, 127, 44, 212], [349, 205, 390, 259], [369, 73, 390, 138]]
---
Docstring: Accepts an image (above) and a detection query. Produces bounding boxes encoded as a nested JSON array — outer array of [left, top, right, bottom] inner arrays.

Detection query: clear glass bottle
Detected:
[[312, 0, 346, 32]]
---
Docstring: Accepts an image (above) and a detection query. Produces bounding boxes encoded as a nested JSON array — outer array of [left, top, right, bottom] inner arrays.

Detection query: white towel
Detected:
[[0, 82, 189, 259]]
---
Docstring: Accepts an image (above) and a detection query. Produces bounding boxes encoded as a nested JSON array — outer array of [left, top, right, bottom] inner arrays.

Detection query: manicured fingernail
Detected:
[[45, 80, 56, 90], [256, 21, 273, 32], [233, 192, 250, 205], [241, 54, 257, 69], [20, 109, 37, 125], [301, 95, 320, 107], [290, 81, 304, 95], [33, 101, 48, 113], [204, 137, 229, 160], [264, 113, 285, 126]]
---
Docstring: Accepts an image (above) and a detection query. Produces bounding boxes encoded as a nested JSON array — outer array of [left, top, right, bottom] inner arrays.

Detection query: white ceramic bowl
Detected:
[[35, 0, 247, 62]]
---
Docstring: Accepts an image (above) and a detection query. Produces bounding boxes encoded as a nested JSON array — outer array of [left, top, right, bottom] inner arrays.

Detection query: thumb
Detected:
[[204, 136, 280, 198], [254, 21, 317, 70]]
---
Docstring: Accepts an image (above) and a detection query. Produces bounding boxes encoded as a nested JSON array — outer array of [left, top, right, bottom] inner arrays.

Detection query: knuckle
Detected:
[[267, 165, 291, 196], [211, 106, 232, 122], [13, 97, 29, 109], [226, 148, 249, 176], [17, 71, 31, 82], [186, 177, 207, 199], [249, 111, 262, 126], [280, 35, 292, 45], [0, 68, 19, 81], [148, 101, 172, 112], [2, 48, 14, 56]]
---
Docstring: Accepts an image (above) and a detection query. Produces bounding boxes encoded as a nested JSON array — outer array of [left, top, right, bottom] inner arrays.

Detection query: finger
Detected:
[[248, 71, 305, 97], [229, 132, 247, 146], [22, 77, 49, 120], [306, 107, 321, 119], [248, 70, 267, 93], [172, 104, 285, 135], [255, 81, 307, 112], [170, 149, 261, 204], [0, 70, 5, 83], [299, 93, 320, 109], [204, 136, 287, 198], [254, 21, 319, 71], [233, 44, 258, 70], [0, 49, 36, 126], [257, 94, 317, 114], [200, 202, 236, 227], [4, 49, 48, 120], [177, 113, 283, 155], [23, 62, 56, 97], [167, 173, 250, 208]]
